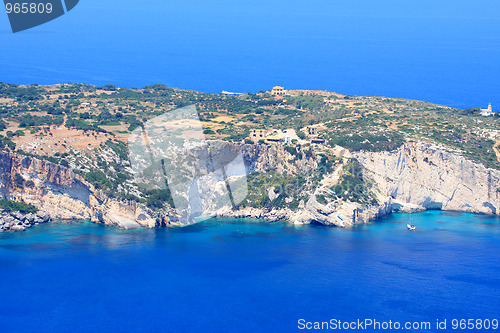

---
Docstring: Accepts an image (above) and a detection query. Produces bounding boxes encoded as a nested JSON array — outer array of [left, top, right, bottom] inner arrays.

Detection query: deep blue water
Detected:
[[1, 0, 500, 109], [0, 211, 499, 332]]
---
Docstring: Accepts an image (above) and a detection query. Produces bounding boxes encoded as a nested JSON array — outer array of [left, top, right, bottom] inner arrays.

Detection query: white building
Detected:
[[481, 103, 494, 116]]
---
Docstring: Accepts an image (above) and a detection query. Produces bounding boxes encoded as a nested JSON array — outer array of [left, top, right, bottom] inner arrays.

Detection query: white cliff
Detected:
[[354, 142, 500, 215], [2, 139, 499, 231], [0, 152, 159, 230]]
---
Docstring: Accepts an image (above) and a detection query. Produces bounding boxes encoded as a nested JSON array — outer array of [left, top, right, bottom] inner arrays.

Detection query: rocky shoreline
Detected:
[[1, 204, 493, 234], [1, 141, 499, 232], [0, 211, 51, 232], [216, 199, 393, 227]]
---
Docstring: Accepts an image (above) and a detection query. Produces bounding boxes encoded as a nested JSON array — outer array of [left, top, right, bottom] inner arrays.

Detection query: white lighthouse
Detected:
[[481, 103, 494, 116]]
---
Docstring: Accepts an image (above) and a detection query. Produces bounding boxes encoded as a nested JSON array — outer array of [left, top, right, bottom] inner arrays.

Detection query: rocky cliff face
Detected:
[[354, 142, 500, 216], [220, 141, 500, 227], [0, 152, 159, 230], [2, 140, 499, 232], [239, 142, 316, 174]]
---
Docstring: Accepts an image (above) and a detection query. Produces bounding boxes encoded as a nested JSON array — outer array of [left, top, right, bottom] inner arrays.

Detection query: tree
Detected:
[[101, 84, 117, 91], [463, 107, 480, 115]]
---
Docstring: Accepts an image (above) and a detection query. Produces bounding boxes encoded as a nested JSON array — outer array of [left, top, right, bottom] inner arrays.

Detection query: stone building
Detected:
[[271, 86, 286, 96]]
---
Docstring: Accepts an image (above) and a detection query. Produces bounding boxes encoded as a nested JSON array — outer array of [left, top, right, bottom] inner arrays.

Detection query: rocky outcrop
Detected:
[[354, 142, 500, 216], [0, 152, 158, 230], [0, 211, 50, 232], [216, 141, 500, 227], [216, 206, 294, 222], [216, 194, 392, 228], [290, 197, 393, 227], [239, 142, 316, 174]]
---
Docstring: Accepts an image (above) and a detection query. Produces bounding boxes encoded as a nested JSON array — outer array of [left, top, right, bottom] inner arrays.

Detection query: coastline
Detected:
[[2, 140, 500, 232], [2, 205, 497, 233]]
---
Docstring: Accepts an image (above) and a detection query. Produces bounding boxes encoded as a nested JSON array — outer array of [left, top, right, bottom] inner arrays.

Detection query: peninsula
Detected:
[[0, 83, 499, 231]]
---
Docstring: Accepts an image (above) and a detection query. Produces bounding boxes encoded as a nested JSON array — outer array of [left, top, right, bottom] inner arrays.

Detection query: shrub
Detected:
[[284, 146, 298, 156], [84, 171, 112, 190], [146, 189, 174, 209], [13, 173, 25, 187], [0, 199, 38, 214]]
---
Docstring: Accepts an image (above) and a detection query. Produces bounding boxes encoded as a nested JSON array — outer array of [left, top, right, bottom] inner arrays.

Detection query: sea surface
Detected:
[[0, 211, 499, 332], [1, 0, 500, 109]]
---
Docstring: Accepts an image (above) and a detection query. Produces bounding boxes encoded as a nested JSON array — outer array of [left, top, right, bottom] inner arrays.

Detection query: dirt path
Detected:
[[494, 140, 500, 163]]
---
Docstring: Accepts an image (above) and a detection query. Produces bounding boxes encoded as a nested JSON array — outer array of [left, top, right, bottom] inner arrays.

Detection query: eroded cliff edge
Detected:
[[0, 151, 161, 230], [1, 140, 499, 232], [219, 141, 500, 226], [354, 142, 500, 216]]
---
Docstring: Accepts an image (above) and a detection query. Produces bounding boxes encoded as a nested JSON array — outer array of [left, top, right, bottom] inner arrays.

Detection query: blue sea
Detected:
[[1, 0, 500, 109], [0, 211, 499, 332], [1, 2, 500, 332]]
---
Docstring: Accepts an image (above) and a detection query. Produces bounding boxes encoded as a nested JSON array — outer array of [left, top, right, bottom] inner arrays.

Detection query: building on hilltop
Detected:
[[305, 126, 319, 136], [249, 128, 299, 143], [271, 86, 286, 96], [481, 103, 494, 116], [301, 124, 326, 138]]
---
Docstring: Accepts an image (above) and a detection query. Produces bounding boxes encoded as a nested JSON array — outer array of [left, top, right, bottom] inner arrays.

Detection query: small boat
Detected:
[[407, 224, 416, 231]]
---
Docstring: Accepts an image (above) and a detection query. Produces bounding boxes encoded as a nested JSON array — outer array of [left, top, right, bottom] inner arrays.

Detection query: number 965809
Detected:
[[5, 2, 53, 14]]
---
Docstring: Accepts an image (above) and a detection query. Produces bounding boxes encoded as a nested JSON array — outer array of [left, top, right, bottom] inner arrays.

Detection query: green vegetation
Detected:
[[66, 117, 107, 133], [284, 145, 298, 157], [2, 83, 497, 171], [331, 159, 378, 206], [0, 199, 38, 214], [0, 83, 43, 102], [145, 188, 174, 209], [328, 131, 404, 152], [105, 140, 129, 161], [84, 171, 113, 190], [0, 134, 16, 151], [18, 114, 64, 128], [240, 171, 310, 210]]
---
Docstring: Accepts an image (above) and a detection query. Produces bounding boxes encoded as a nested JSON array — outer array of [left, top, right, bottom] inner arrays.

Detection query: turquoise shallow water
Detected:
[[0, 211, 499, 332]]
